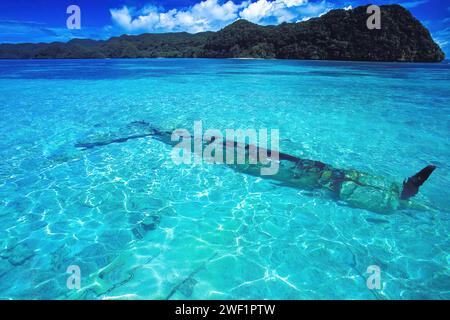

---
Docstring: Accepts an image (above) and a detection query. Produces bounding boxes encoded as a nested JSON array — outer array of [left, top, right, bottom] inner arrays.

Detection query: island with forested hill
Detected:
[[0, 4, 445, 62]]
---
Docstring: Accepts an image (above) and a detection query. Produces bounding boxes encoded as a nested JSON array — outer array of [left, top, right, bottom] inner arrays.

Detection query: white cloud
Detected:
[[110, 0, 335, 33], [299, 1, 331, 16], [240, 0, 273, 23], [240, 0, 314, 24], [433, 27, 450, 54], [110, 0, 243, 33]]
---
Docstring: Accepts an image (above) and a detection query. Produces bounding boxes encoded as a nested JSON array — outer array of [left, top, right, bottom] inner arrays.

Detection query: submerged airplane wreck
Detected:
[[74, 121, 437, 214]]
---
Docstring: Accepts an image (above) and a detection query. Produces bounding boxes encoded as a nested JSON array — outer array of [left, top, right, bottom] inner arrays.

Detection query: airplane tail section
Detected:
[[400, 165, 436, 200]]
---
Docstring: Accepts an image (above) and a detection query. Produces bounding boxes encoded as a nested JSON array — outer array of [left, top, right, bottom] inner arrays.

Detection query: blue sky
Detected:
[[0, 0, 448, 56]]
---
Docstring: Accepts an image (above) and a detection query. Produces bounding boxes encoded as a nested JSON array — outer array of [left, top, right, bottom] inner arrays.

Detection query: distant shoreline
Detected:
[[0, 5, 445, 63], [0, 57, 447, 64]]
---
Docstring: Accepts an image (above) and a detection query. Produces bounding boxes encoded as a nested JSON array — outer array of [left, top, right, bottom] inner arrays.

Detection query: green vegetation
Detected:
[[0, 5, 444, 62]]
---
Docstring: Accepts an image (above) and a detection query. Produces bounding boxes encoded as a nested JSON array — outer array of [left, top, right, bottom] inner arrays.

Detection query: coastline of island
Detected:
[[0, 4, 445, 63]]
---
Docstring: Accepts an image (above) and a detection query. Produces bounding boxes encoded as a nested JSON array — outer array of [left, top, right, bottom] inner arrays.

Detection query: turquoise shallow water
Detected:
[[0, 58, 449, 299]]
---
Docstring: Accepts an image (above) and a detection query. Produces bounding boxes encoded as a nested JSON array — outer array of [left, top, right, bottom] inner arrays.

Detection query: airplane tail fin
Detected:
[[400, 165, 436, 200]]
